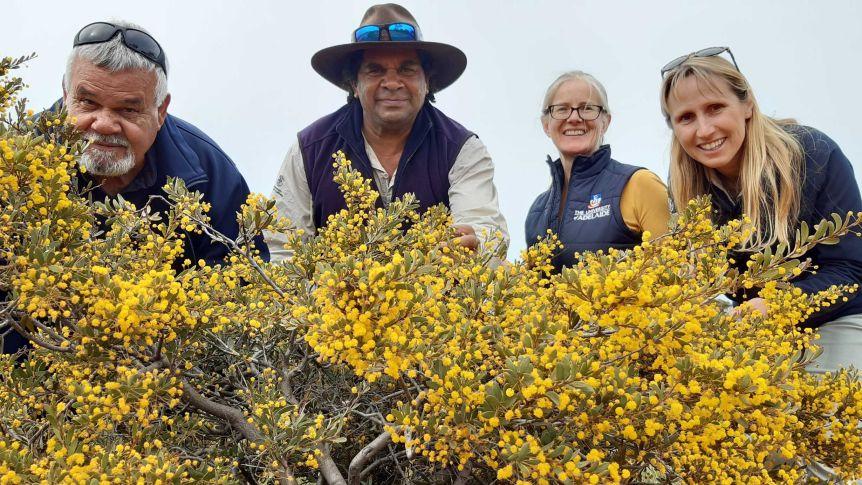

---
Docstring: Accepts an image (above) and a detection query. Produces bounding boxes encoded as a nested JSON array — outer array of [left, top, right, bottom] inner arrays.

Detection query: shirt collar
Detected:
[[364, 138, 397, 188]]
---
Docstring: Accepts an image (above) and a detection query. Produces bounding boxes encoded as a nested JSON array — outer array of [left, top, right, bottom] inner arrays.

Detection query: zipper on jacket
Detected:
[[554, 163, 571, 235]]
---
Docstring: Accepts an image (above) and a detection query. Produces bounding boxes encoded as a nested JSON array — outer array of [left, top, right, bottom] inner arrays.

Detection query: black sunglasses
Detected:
[[660, 46, 739, 77], [353, 22, 418, 42], [73, 22, 167, 75]]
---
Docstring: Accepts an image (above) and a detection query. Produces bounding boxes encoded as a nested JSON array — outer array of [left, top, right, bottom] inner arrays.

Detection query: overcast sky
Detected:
[[6, 0, 862, 259]]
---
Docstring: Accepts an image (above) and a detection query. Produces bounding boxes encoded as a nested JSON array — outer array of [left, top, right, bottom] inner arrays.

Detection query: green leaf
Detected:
[[511, 442, 530, 461], [812, 222, 828, 241], [554, 359, 571, 381], [540, 428, 558, 445], [571, 381, 595, 395], [833, 212, 845, 231]]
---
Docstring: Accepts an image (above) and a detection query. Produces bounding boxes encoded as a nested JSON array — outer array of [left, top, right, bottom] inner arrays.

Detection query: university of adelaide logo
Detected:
[[573, 193, 611, 221]]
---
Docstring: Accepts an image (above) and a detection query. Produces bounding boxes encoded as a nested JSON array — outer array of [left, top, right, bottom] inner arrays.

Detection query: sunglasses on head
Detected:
[[660, 46, 740, 77], [353, 22, 417, 42], [74, 22, 167, 75]]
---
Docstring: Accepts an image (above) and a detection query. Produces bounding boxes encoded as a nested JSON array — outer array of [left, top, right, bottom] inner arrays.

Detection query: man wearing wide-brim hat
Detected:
[[266, 3, 508, 261]]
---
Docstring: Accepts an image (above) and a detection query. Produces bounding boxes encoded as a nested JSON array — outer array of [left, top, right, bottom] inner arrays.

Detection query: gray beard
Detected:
[[80, 133, 135, 177], [80, 148, 135, 177]]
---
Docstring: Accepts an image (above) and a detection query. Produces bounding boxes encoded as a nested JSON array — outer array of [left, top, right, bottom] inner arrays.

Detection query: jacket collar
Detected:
[[136, 114, 208, 191], [571, 144, 612, 177], [545, 144, 612, 183]]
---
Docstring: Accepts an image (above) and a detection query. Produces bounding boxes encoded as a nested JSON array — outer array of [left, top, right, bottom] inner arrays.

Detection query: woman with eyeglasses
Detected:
[[525, 71, 671, 271], [660, 48, 862, 378]]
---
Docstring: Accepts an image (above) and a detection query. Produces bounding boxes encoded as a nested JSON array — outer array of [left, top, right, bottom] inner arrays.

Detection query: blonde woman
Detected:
[[660, 47, 862, 377], [525, 72, 670, 271]]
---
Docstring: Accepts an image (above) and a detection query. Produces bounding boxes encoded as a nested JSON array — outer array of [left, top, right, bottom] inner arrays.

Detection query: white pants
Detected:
[[806, 313, 862, 374], [804, 314, 862, 482]]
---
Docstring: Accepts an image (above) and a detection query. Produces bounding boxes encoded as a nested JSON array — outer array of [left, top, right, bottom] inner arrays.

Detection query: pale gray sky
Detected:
[[6, 0, 862, 258]]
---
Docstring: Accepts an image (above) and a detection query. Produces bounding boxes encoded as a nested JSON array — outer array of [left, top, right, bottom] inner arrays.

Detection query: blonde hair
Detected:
[[660, 55, 803, 250]]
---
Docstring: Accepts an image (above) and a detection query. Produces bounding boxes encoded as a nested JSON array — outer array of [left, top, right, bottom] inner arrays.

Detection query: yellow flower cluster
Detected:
[[0, 437, 234, 484], [301, 152, 461, 383], [0, 56, 32, 113]]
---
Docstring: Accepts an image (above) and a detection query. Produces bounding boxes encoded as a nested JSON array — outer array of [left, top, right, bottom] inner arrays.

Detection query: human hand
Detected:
[[745, 298, 768, 316], [453, 224, 479, 251], [731, 297, 768, 318]]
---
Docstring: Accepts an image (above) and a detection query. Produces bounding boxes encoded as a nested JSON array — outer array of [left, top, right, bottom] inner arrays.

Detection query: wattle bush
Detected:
[[2, 54, 861, 484]]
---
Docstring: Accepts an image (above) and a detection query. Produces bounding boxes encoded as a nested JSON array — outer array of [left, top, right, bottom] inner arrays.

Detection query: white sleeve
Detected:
[[264, 141, 315, 263], [448, 135, 510, 251]]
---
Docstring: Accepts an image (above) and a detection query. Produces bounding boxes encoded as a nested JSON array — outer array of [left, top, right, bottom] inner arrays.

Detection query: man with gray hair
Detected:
[[4, 20, 267, 355], [62, 21, 267, 263]]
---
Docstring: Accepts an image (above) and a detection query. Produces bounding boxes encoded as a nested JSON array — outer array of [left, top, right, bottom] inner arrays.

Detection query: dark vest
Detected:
[[525, 145, 643, 271], [298, 101, 474, 229]]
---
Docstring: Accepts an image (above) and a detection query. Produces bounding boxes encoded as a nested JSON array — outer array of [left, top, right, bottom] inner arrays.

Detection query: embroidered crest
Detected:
[[588, 193, 602, 209]]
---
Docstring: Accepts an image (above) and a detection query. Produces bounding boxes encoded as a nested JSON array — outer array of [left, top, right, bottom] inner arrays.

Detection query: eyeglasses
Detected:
[[545, 104, 605, 121], [354, 23, 417, 42], [660, 46, 739, 77], [73, 22, 167, 74]]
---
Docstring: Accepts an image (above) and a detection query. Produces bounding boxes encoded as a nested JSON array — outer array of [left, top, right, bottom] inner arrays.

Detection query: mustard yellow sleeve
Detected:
[[620, 169, 671, 239]]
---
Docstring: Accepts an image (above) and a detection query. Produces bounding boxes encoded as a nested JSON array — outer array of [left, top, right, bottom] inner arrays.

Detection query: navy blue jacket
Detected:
[[712, 126, 862, 328], [298, 100, 473, 228], [525, 145, 643, 271]]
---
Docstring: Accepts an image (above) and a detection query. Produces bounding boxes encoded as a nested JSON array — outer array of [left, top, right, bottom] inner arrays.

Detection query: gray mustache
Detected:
[[84, 132, 130, 148]]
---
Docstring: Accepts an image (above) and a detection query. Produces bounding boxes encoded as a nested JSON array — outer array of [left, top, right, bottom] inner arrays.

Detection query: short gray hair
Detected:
[[64, 20, 169, 106], [541, 71, 611, 117]]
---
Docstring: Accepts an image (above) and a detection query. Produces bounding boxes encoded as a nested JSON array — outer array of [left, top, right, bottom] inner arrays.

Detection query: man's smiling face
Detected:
[[65, 59, 169, 181]]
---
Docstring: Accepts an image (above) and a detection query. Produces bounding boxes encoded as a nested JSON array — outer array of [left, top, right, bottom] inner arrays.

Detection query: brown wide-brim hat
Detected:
[[311, 3, 467, 93]]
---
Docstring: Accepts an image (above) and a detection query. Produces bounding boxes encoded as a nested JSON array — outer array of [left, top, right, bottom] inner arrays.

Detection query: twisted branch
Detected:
[[348, 431, 391, 485], [5, 316, 71, 353], [180, 380, 263, 442]]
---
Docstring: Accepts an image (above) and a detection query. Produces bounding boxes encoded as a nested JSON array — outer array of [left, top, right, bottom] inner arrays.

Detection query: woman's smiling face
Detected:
[[666, 74, 753, 180], [542, 79, 610, 163]]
